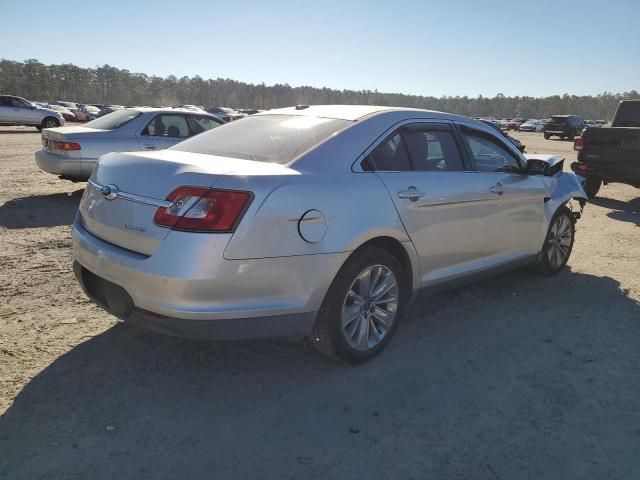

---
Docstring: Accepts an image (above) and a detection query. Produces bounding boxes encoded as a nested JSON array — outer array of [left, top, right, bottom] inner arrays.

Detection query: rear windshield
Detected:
[[551, 116, 569, 124], [613, 102, 640, 127], [84, 110, 142, 130], [171, 114, 351, 163]]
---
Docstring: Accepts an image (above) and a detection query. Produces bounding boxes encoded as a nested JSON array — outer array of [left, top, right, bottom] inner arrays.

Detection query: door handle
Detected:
[[490, 183, 507, 195], [143, 144, 156, 150], [397, 187, 425, 201]]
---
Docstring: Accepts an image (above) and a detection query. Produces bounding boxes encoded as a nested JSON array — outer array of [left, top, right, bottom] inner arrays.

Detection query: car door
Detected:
[[367, 122, 494, 286], [138, 113, 190, 150], [10, 97, 37, 124], [458, 124, 547, 263]]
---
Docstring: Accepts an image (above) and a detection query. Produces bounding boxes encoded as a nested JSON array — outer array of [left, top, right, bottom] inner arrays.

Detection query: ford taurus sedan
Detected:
[[72, 105, 587, 363], [35, 108, 224, 181]]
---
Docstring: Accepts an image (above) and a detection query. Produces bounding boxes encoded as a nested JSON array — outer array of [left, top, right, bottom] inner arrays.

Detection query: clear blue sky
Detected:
[[2, 0, 638, 97]]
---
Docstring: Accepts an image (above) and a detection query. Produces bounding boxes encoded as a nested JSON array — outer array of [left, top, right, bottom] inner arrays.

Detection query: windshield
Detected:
[[171, 115, 351, 163], [551, 116, 569, 124], [84, 110, 142, 130]]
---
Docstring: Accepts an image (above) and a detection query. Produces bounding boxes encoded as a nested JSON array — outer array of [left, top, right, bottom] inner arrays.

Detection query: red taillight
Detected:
[[154, 186, 251, 232], [52, 140, 81, 151], [573, 137, 584, 151]]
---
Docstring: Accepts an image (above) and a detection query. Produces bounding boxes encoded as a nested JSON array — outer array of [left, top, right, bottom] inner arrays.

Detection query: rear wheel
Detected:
[[533, 207, 575, 275], [544, 133, 550, 139], [311, 247, 407, 363], [41, 117, 60, 129], [583, 176, 602, 198]]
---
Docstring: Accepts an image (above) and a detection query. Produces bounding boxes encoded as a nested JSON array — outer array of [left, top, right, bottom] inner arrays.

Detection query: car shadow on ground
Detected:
[[2, 268, 639, 479], [590, 195, 640, 226], [0, 189, 83, 229]]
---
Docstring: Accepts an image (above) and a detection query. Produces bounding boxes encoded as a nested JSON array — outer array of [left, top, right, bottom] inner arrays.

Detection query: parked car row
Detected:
[[0, 93, 265, 128]]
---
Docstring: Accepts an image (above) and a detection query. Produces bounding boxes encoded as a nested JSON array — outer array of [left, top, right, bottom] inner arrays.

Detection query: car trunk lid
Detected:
[[41, 126, 109, 154], [78, 149, 294, 255]]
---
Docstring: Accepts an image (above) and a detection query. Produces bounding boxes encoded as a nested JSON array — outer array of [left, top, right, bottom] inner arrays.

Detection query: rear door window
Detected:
[[84, 110, 142, 129], [402, 126, 464, 171], [366, 132, 412, 171], [188, 115, 223, 135], [143, 114, 190, 138]]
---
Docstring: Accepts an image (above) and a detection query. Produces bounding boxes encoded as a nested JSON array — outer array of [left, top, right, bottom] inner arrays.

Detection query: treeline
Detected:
[[1, 59, 638, 120]]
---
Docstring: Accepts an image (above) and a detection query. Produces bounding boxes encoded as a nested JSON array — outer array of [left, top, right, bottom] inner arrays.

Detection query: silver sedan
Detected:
[[72, 105, 587, 363], [35, 108, 224, 181]]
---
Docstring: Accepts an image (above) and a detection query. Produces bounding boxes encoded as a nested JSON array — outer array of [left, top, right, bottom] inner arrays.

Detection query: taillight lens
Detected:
[[52, 140, 81, 151], [154, 186, 251, 232], [574, 137, 584, 151]]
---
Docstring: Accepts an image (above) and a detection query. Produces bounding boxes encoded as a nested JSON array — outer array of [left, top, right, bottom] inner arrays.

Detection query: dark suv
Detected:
[[543, 115, 584, 140]]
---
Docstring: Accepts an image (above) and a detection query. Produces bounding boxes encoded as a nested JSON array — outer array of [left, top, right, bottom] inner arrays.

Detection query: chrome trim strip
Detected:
[[87, 179, 173, 208]]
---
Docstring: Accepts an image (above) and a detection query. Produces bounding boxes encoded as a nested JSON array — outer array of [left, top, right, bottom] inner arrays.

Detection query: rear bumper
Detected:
[[74, 262, 316, 340], [72, 216, 348, 340], [544, 130, 570, 136], [35, 149, 95, 178]]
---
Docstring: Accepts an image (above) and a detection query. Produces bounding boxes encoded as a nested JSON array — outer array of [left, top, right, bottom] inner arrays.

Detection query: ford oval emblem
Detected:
[[101, 184, 119, 201]]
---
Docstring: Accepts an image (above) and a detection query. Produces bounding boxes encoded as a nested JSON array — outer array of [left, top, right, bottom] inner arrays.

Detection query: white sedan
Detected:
[[519, 119, 545, 132], [35, 108, 224, 181]]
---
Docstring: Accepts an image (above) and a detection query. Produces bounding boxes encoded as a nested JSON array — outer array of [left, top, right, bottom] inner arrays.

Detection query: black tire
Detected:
[[544, 133, 550, 140], [533, 206, 575, 276], [583, 176, 602, 198], [310, 247, 408, 363], [41, 117, 60, 129], [35, 125, 42, 131]]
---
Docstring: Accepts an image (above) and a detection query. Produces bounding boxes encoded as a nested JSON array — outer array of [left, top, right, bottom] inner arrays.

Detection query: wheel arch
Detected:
[[347, 236, 420, 299], [41, 115, 60, 127], [544, 173, 588, 227]]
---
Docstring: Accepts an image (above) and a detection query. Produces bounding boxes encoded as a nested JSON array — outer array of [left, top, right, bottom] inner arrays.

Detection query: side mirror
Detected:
[[526, 159, 551, 176]]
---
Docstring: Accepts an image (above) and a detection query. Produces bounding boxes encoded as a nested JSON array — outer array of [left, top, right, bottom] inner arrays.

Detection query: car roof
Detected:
[[258, 104, 475, 122], [127, 107, 215, 115]]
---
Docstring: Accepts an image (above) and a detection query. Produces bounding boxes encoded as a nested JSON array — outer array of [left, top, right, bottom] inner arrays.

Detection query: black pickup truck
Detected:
[[572, 100, 640, 197], [543, 115, 585, 140]]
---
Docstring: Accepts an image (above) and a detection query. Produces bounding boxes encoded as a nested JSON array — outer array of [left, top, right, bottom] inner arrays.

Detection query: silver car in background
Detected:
[[72, 105, 587, 363], [0, 95, 65, 130], [35, 108, 224, 181]]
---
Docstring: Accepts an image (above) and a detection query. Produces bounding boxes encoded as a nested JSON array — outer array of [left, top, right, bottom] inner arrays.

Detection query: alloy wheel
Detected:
[[547, 215, 572, 268], [341, 265, 398, 351]]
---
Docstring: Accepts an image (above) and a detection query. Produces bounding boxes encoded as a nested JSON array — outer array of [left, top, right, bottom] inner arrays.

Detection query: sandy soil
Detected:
[[1, 128, 639, 479]]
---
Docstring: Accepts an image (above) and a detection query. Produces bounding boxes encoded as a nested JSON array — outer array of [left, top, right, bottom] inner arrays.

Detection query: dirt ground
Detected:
[[0, 128, 639, 479]]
